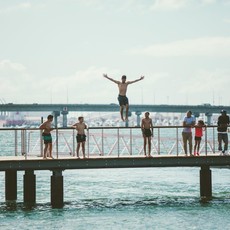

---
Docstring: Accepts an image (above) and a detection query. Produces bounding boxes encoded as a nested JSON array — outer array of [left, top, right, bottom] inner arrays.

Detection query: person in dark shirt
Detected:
[[217, 110, 230, 155]]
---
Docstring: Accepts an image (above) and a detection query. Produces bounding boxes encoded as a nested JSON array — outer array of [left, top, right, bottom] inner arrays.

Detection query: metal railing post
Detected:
[[56, 128, 59, 159], [15, 130, 18, 156], [213, 126, 215, 153], [158, 128, 160, 155], [87, 128, 89, 157], [102, 128, 104, 156], [130, 128, 132, 156], [40, 130, 43, 157], [205, 126, 208, 156], [117, 128, 120, 157], [25, 129, 27, 160], [73, 129, 75, 157], [176, 127, 179, 156]]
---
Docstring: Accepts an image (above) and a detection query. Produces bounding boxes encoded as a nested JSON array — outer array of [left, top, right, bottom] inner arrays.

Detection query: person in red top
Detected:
[[194, 120, 206, 156]]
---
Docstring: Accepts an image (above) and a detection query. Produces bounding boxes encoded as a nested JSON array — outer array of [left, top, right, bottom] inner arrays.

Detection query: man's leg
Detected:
[[182, 132, 188, 155], [49, 143, 53, 158], [148, 136, 151, 156], [44, 143, 48, 158], [76, 143, 80, 157], [218, 133, 222, 151], [188, 133, 193, 155], [125, 104, 129, 120], [82, 142, 85, 158], [120, 106, 124, 121], [143, 137, 147, 156], [223, 134, 228, 152]]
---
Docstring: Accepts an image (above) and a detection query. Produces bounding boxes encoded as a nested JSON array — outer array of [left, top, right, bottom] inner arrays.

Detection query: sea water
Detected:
[[0, 130, 230, 229], [0, 167, 230, 230]]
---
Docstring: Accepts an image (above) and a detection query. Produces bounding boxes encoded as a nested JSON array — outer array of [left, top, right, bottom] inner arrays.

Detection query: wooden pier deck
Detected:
[[0, 154, 230, 171]]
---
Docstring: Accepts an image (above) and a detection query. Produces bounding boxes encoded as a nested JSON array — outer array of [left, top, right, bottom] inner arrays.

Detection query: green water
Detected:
[[0, 167, 230, 229]]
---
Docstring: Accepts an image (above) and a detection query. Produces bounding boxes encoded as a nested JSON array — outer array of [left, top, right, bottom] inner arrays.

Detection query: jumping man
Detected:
[[103, 74, 144, 121]]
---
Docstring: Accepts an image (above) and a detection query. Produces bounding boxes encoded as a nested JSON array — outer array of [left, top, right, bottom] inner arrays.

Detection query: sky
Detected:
[[0, 0, 230, 106]]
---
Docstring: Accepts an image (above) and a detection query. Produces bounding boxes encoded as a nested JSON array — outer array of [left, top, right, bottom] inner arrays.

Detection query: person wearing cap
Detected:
[[103, 74, 144, 121], [182, 110, 196, 156], [217, 110, 230, 155]]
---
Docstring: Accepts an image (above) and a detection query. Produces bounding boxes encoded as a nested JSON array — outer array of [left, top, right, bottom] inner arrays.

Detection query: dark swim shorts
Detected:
[[42, 133, 52, 144], [76, 134, 86, 143], [143, 129, 152, 137], [118, 95, 129, 106]]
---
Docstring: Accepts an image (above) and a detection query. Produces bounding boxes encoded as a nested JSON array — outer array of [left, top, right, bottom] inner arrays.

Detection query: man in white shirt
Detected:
[[182, 111, 196, 156]]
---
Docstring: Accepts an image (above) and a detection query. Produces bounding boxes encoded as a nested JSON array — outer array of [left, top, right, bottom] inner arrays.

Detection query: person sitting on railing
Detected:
[[72, 116, 87, 158], [141, 112, 153, 157], [39, 114, 54, 159]]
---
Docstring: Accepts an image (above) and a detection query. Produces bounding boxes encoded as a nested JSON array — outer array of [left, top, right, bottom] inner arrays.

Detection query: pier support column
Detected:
[[5, 170, 17, 201], [51, 170, 64, 208], [205, 112, 213, 125], [24, 170, 36, 205], [135, 111, 142, 127], [200, 165, 212, 199], [61, 110, 68, 128], [52, 111, 60, 128]]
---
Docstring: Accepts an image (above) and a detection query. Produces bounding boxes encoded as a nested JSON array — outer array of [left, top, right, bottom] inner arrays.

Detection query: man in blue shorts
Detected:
[[103, 74, 144, 121]]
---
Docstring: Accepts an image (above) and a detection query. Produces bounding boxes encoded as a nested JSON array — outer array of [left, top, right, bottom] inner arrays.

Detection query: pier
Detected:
[[0, 126, 229, 208]]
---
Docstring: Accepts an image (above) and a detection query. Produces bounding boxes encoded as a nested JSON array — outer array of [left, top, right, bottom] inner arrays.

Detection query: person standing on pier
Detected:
[[72, 116, 87, 158], [217, 110, 230, 155], [194, 120, 206, 156], [103, 74, 144, 121], [182, 111, 196, 156], [39, 115, 54, 159], [141, 112, 153, 157]]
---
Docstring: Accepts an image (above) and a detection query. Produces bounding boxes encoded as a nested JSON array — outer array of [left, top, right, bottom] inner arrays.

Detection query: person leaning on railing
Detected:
[[217, 110, 230, 156], [182, 111, 196, 156], [39, 114, 54, 159]]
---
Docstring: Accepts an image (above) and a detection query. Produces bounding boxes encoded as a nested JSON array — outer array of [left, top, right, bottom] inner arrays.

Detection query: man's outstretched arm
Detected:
[[103, 74, 119, 84], [127, 76, 144, 84]]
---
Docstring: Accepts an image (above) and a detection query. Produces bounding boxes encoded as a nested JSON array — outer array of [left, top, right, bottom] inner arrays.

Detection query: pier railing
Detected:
[[0, 126, 221, 159]]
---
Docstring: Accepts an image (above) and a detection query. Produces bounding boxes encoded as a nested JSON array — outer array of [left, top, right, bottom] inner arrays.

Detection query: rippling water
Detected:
[[1, 167, 230, 229]]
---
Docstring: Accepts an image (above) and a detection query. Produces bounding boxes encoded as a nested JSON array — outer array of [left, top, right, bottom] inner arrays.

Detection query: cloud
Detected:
[[0, 62, 120, 104], [0, 59, 27, 71], [128, 37, 230, 57], [0, 2, 46, 14], [150, 0, 188, 11], [223, 18, 230, 24]]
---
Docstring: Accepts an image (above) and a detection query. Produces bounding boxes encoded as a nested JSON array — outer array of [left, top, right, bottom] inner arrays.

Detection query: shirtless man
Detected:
[[141, 112, 153, 157], [39, 114, 54, 159], [72, 116, 87, 158], [103, 74, 144, 121]]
